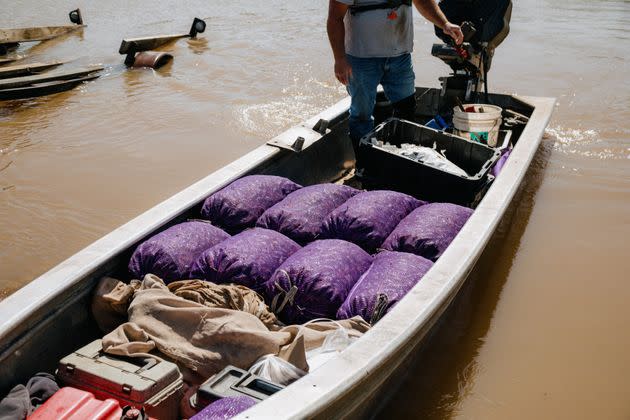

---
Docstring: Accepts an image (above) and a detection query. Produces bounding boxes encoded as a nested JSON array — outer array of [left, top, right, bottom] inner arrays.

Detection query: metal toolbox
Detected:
[[357, 118, 501, 205], [56, 340, 183, 420]]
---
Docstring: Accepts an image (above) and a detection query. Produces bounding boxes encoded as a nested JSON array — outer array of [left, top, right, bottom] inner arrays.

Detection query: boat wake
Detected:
[[544, 126, 628, 160], [235, 79, 346, 140]]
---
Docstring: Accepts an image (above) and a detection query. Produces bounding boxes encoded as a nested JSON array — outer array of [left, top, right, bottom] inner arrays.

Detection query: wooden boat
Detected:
[[0, 66, 102, 100], [0, 74, 99, 100], [0, 86, 553, 415], [0, 56, 25, 66], [0, 66, 103, 90], [0, 61, 64, 79], [0, 9, 84, 53]]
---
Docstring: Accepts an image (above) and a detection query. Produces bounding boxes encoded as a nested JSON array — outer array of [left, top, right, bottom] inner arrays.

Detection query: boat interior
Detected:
[[0, 85, 535, 397]]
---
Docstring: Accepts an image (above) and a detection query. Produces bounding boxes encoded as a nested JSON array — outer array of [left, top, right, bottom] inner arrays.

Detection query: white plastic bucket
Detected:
[[453, 104, 502, 147]]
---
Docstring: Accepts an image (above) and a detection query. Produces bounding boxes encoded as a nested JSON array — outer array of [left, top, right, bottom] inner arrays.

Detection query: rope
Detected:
[[270, 270, 299, 314], [370, 293, 389, 325]]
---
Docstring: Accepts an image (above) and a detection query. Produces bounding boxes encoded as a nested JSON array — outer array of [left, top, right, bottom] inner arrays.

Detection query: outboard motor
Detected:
[[431, 0, 512, 109]]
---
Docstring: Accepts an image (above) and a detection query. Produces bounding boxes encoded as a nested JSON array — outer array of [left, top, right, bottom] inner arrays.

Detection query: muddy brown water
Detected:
[[1, 0, 629, 418]]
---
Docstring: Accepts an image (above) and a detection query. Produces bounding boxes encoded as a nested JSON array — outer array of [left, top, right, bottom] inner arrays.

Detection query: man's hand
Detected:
[[334, 56, 352, 85], [443, 22, 464, 45], [413, 0, 464, 45]]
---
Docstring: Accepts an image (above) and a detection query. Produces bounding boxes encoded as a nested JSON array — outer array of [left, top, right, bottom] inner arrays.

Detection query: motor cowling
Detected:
[[434, 0, 512, 51]]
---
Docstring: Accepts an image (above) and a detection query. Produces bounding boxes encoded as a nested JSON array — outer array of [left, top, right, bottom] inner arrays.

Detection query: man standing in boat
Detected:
[[327, 0, 463, 146]]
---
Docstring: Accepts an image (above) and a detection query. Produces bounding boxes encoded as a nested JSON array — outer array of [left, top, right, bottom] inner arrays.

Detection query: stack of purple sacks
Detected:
[[128, 174, 474, 330], [129, 176, 302, 285], [336, 202, 473, 323], [124, 175, 477, 420]]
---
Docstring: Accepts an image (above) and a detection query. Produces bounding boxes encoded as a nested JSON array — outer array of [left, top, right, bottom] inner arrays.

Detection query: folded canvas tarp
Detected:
[[99, 275, 369, 384]]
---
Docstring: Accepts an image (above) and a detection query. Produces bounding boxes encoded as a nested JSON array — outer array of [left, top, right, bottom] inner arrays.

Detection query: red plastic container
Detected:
[[28, 387, 122, 420]]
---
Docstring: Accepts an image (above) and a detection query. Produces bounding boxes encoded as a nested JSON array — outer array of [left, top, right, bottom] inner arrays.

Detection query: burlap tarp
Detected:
[[96, 275, 369, 384], [168, 279, 281, 330]]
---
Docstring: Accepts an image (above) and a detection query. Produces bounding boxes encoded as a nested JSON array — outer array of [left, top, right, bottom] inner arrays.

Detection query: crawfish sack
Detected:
[[337, 251, 433, 323], [382, 202, 473, 261], [256, 183, 359, 244], [190, 395, 257, 420], [264, 239, 372, 324], [200, 175, 302, 233], [321, 190, 423, 252], [129, 221, 230, 283], [189, 228, 301, 292]]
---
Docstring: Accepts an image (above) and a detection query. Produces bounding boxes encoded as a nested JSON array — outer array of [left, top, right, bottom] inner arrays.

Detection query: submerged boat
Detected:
[[0, 66, 103, 100], [0, 61, 64, 79], [0, 75, 100, 101], [0, 1, 554, 418], [0, 9, 85, 55]]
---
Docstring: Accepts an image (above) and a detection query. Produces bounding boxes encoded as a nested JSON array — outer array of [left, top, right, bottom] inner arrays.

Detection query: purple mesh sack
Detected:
[[129, 221, 230, 283], [491, 147, 512, 177], [189, 228, 301, 292], [382, 202, 473, 261], [256, 183, 359, 244], [321, 190, 423, 252], [201, 175, 302, 233], [337, 251, 433, 323], [264, 239, 372, 324], [191, 395, 257, 420]]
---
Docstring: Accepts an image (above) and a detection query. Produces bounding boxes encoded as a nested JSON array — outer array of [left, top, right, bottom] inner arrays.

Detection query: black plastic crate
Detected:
[[356, 118, 500, 205]]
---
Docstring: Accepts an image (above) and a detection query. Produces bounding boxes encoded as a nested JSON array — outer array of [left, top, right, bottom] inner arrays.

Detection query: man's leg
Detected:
[[346, 55, 384, 148], [381, 53, 416, 121]]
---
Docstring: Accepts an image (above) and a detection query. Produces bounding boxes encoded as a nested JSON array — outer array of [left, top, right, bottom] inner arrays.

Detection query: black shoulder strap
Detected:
[[350, 0, 412, 15]]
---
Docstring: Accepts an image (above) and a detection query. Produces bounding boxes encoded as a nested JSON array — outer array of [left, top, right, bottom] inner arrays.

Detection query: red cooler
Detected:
[[28, 387, 122, 419]]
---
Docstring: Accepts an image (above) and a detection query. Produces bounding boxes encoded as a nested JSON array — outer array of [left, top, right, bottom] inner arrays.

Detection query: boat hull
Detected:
[[0, 88, 554, 418]]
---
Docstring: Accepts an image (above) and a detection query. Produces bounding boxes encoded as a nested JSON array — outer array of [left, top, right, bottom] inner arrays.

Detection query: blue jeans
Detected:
[[346, 53, 415, 141]]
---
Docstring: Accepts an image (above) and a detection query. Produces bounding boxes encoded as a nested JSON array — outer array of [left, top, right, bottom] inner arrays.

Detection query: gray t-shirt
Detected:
[[337, 0, 414, 58]]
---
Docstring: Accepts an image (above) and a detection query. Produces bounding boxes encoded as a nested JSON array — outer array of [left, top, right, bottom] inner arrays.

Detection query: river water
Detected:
[[0, 0, 628, 418]]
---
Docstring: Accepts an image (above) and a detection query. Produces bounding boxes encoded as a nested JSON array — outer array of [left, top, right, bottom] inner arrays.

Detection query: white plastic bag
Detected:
[[304, 319, 358, 371], [369, 138, 468, 177], [248, 354, 307, 386]]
